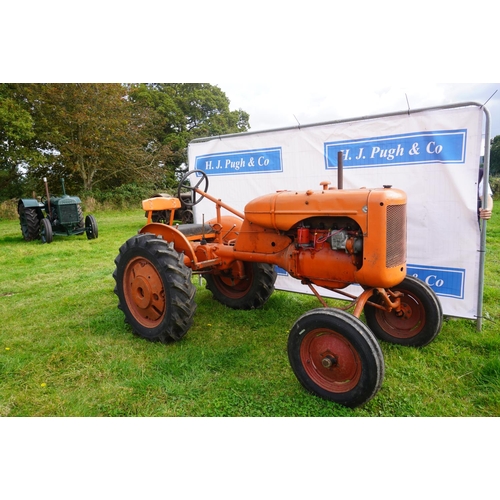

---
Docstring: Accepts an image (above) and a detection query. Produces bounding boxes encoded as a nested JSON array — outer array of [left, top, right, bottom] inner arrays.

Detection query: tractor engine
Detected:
[[241, 185, 407, 290], [291, 217, 364, 289]]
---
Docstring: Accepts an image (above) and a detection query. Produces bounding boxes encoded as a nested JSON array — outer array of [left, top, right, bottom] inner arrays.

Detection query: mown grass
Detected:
[[1, 208, 499, 417]]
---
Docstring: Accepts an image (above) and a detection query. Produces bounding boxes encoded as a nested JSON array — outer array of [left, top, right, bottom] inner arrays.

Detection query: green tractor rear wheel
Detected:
[[18, 201, 40, 241], [77, 205, 85, 230]]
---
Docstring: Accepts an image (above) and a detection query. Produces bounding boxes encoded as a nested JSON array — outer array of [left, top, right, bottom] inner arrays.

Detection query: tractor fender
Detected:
[[139, 223, 197, 266], [18, 198, 44, 210]]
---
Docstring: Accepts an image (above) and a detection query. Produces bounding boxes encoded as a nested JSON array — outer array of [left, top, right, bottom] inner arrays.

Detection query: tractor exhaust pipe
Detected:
[[337, 151, 344, 190], [43, 177, 51, 216]]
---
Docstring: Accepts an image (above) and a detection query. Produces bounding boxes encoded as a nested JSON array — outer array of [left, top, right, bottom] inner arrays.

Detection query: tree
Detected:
[[128, 83, 250, 187], [22, 83, 169, 192], [490, 135, 500, 176], [0, 83, 250, 201], [0, 84, 42, 200]]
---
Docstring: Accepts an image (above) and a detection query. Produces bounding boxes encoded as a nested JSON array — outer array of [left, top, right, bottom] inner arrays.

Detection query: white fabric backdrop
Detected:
[[188, 105, 484, 319]]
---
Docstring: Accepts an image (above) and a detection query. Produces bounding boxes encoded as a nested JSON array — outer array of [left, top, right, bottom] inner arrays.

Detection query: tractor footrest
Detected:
[[176, 223, 214, 237]]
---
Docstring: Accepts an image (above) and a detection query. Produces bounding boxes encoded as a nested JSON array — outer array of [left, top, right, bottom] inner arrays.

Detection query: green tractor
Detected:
[[18, 178, 98, 243]]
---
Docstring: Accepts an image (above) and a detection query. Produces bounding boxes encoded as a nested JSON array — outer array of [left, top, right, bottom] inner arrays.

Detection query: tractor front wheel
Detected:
[[113, 233, 197, 342], [85, 215, 98, 239], [205, 261, 277, 309], [40, 218, 53, 244], [287, 308, 384, 408], [364, 276, 443, 347]]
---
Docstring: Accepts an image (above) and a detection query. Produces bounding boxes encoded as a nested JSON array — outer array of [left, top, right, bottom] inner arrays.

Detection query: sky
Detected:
[[218, 82, 500, 139], [4, 6, 499, 139]]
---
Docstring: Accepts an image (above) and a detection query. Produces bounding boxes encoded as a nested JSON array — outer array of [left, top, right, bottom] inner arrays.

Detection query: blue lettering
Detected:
[[325, 130, 467, 170], [408, 264, 465, 299], [195, 148, 283, 176]]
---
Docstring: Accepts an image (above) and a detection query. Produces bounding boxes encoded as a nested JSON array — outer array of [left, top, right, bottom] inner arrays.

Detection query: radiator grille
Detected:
[[386, 204, 406, 268], [59, 204, 79, 224]]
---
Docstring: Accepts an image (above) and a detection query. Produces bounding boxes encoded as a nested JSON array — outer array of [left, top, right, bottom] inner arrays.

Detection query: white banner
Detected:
[[188, 105, 484, 319]]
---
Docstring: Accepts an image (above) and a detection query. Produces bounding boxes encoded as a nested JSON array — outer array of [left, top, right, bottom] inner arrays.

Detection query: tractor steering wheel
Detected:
[[177, 170, 209, 207]]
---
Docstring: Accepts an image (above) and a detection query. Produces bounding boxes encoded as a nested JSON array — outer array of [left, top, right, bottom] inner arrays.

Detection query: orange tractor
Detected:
[[114, 170, 442, 407]]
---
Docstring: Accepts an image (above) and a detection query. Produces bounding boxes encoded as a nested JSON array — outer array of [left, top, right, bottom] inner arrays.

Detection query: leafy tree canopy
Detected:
[[128, 83, 249, 186], [0, 84, 41, 199], [0, 83, 249, 201]]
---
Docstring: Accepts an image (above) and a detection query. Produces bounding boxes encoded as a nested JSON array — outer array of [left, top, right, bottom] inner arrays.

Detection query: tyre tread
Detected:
[[114, 234, 197, 342], [205, 262, 276, 310], [288, 308, 384, 408]]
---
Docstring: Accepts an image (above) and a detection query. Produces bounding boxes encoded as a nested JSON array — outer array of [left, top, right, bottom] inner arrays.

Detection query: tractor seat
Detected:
[[176, 223, 215, 238]]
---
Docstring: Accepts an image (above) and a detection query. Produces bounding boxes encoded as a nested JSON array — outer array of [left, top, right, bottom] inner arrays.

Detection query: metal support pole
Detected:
[[477, 107, 491, 331]]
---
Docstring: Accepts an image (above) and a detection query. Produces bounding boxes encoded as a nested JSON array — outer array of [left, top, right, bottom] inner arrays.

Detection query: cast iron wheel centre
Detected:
[[374, 290, 425, 339], [300, 328, 362, 393], [215, 262, 252, 297], [124, 256, 165, 327]]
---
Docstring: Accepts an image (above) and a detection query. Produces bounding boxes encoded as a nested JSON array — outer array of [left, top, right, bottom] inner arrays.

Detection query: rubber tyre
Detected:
[[18, 202, 40, 241], [181, 209, 194, 224], [85, 215, 98, 239], [205, 261, 277, 309], [287, 308, 384, 408], [40, 218, 53, 243], [364, 276, 443, 347], [151, 210, 170, 224], [76, 205, 85, 230], [113, 233, 197, 342]]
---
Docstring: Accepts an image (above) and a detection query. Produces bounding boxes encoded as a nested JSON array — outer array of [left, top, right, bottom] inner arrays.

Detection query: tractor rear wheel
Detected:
[[205, 261, 277, 309], [181, 209, 194, 224], [18, 202, 40, 241], [364, 276, 443, 347], [113, 233, 197, 342], [287, 308, 384, 408], [76, 205, 85, 230], [85, 215, 98, 239], [40, 218, 53, 243]]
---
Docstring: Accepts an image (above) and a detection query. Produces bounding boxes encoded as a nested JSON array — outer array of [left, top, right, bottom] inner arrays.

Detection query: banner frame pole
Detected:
[[477, 106, 491, 331], [190, 101, 485, 143]]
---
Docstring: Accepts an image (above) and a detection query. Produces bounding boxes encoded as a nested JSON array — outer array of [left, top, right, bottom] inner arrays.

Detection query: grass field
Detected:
[[1, 208, 499, 417]]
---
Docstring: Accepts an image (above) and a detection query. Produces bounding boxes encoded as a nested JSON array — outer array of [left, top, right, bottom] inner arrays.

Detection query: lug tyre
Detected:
[[287, 308, 384, 408], [364, 276, 443, 347], [18, 202, 40, 241], [40, 218, 53, 243], [113, 233, 197, 342], [181, 209, 194, 224], [151, 210, 169, 224], [205, 261, 276, 309], [85, 215, 98, 239], [77, 205, 85, 230]]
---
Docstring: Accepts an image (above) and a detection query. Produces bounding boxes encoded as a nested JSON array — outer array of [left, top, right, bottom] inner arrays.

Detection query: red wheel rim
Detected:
[[123, 256, 165, 327], [213, 261, 253, 298], [375, 288, 425, 339], [300, 328, 362, 393]]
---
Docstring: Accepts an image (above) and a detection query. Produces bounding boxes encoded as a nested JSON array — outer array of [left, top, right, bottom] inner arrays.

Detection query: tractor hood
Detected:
[[244, 187, 406, 231]]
